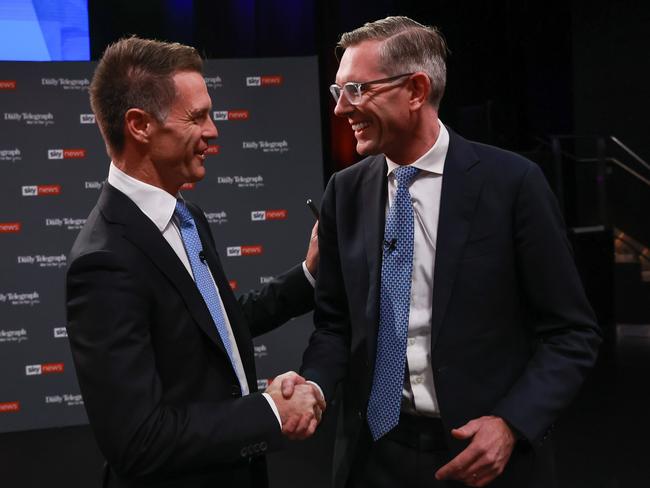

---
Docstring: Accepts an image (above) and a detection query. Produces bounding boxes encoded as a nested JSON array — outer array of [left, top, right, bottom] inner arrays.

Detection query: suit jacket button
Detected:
[[231, 384, 241, 397]]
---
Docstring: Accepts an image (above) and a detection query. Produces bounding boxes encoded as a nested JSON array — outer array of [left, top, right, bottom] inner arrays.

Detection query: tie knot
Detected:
[[174, 200, 193, 225], [393, 166, 419, 188]]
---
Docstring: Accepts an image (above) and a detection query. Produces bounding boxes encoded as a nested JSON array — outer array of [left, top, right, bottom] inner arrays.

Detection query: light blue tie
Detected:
[[174, 200, 238, 374], [367, 165, 419, 441]]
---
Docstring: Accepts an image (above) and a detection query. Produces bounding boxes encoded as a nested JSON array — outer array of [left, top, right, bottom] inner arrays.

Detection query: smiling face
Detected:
[[334, 40, 415, 162], [148, 70, 217, 192]]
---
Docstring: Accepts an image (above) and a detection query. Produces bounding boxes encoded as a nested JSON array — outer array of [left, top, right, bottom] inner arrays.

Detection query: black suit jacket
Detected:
[[66, 184, 314, 488], [301, 130, 601, 488]]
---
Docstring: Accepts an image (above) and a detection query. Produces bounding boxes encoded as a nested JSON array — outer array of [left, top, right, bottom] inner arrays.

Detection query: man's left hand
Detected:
[[435, 415, 515, 487]]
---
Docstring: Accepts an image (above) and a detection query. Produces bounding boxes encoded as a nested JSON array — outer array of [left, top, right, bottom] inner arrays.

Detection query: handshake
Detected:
[[265, 371, 326, 440]]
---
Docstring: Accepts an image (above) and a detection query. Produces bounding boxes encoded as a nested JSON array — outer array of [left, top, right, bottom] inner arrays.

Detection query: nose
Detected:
[[204, 116, 218, 140], [333, 92, 354, 118]]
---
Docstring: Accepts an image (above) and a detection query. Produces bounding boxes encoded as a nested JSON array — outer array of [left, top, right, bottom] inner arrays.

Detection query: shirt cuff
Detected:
[[302, 261, 316, 287], [262, 392, 282, 429]]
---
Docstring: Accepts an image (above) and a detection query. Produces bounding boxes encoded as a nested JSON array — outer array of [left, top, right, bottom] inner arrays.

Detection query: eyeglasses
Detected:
[[329, 73, 414, 106]]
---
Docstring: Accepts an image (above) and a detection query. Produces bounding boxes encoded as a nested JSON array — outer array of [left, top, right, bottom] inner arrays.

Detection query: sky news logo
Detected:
[[0, 148, 21, 162], [0, 222, 21, 233], [213, 110, 249, 121], [217, 175, 264, 189], [53, 327, 67, 338], [80, 114, 96, 124], [0, 291, 40, 306], [204, 211, 227, 225], [229, 280, 237, 290], [0, 80, 17, 90], [48, 148, 86, 159], [0, 401, 20, 413], [0, 328, 28, 344], [226, 245, 263, 257], [22, 185, 61, 196], [45, 217, 86, 230], [25, 362, 65, 376], [204, 76, 223, 89], [251, 209, 288, 221], [246, 75, 283, 87], [17, 254, 67, 268], [4, 112, 54, 126]]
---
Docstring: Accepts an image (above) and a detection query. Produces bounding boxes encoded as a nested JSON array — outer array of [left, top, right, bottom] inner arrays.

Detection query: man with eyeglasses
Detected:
[[285, 15, 600, 488]]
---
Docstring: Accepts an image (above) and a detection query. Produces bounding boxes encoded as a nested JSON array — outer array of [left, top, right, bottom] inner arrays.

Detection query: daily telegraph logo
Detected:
[[84, 181, 103, 190], [0, 291, 40, 306], [22, 184, 61, 196], [0, 222, 21, 233], [45, 217, 87, 230], [226, 245, 263, 257], [204, 76, 223, 89], [217, 175, 264, 189], [0, 80, 17, 90], [0, 148, 22, 162], [80, 114, 96, 124], [204, 211, 228, 225], [251, 209, 288, 221], [41, 77, 90, 90], [0, 328, 28, 344], [242, 140, 289, 154], [25, 362, 65, 375], [0, 401, 20, 413], [17, 254, 67, 268], [246, 75, 283, 87], [53, 327, 67, 338], [48, 148, 86, 159], [45, 393, 83, 406], [4, 112, 54, 126], [253, 344, 268, 358], [213, 110, 249, 121]]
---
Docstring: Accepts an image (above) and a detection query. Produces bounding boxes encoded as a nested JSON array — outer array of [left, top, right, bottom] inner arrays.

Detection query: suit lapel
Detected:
[[431, 130, 484, 350], [361, 156, 388, 365], [98, 185, 229, 358]]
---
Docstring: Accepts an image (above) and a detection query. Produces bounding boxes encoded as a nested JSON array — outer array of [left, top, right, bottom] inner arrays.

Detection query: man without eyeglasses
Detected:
[[285, 16, 600, 488], [66, 37, 323, 488]]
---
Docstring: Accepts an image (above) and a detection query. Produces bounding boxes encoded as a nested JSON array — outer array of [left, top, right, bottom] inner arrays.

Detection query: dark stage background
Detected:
[[1, 1, 649, 487]]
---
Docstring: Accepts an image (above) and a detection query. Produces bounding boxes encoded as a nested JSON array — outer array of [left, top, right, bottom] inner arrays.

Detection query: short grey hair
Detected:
[[338, 16, 448, 108]]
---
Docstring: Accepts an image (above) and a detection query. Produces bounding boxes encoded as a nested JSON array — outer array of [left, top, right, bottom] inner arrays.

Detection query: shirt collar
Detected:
[[386, 119, 449, 176], [107, 162, 179, 232]]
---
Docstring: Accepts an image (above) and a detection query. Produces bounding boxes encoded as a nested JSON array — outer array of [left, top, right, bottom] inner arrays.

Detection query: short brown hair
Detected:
[[90, 36, 203, 155], [338, 16, 448, 108]]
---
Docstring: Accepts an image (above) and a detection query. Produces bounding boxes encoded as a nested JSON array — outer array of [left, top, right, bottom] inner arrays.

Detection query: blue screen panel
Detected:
[[0, 0, 90, 61]]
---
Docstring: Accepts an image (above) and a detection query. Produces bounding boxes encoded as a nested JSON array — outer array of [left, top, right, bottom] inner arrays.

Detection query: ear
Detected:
[[124, 108, 153, 144], [408, 72, 431, 111]]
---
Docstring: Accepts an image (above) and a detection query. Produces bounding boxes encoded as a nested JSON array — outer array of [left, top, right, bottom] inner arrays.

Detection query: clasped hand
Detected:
[[265, 371, 326, 440]]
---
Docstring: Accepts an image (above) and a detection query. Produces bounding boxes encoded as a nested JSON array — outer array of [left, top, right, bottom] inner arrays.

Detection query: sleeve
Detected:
[[490, 162, 602, 443], [237, 263, 315, 338], [66, 250, 283, 479], [299, 173, 352, 401]]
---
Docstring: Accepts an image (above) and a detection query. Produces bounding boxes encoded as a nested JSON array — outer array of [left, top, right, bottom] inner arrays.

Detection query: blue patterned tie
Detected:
[[174, 200, 238, 374], [367, 165, 419, 441]]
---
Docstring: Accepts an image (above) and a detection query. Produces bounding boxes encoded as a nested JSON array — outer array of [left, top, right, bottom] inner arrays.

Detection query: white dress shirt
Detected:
[[385, 121, 449, 416]]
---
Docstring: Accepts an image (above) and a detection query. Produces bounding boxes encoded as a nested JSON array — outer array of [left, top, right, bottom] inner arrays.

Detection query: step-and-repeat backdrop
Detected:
[[0, 58, 324, 433]]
